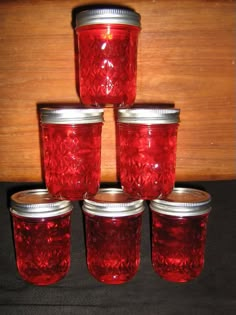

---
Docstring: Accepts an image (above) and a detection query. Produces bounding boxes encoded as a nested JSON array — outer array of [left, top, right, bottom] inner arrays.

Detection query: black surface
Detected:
[[0, 181, 236, 315]]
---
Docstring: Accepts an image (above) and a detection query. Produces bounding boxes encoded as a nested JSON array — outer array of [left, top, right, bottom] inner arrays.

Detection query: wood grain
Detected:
[[0, 0, 235, 182]]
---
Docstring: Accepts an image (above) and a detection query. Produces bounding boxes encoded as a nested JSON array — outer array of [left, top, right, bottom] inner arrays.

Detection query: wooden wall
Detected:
[[0, 0, 235, 182]]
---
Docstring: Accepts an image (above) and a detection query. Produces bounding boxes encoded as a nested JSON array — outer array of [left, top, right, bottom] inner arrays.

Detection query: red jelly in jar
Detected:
[[150, 187, 212, 282], [40, 107, 104, 200], [117, 107, 180, 200], [10, 189, 73, 286], [82, 188, 144, 284], [75, 7, 141, 106]]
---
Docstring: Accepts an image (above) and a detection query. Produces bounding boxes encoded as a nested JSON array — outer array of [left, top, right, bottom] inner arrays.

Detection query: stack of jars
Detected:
[[9, 6, 211, 286]]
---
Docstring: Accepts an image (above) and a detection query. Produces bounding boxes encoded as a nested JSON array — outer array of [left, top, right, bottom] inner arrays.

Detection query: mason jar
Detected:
[[150, 187, 212, 282], [82, 188, 145, 284], [117, 107, 180, 200], [40, 107, 104, 200], [74, 7, 141, 106], [10, 189, 73, 286]]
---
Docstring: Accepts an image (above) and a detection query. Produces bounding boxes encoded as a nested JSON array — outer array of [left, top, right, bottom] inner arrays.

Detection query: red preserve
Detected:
[[82, 188, 144, 284], [150, 187, 212, 282], [10, 189, 73, 286], [117, 107, 180, 200], [40, 107, 104, 200], [75, 7, 141, 106]]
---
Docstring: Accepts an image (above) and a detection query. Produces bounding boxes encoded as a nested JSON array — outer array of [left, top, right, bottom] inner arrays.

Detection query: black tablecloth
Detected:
[[0, 181, 236, 315]]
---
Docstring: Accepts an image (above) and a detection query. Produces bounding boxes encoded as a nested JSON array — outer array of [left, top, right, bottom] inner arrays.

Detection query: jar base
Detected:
[[18, 271, 68, 286], [153, 267, 202, 283]]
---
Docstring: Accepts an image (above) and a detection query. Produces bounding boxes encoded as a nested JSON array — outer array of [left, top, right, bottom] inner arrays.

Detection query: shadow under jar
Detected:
[[40, 107, 104, 200], [10, 189, 73, 286], [117, 107, 180, 200], [82, 188, 145, 284], [74, 7, 141, 107], [150, 187, 212, 283]]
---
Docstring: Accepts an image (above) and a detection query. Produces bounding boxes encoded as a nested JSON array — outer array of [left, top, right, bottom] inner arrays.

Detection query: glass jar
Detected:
[[150, 187, 212, 282], [82, 188, 144, 284], [40, 107, 104, 200], [75, 7, 141, 106], [117, 107, 180, 200], [10, 189, 73, 286]]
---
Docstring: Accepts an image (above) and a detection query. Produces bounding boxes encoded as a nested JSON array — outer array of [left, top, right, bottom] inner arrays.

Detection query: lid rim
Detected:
[[150, 204, 212, 217], [40, 108, 104, 124], [10, 207, 73, 219], [82, 207, 144, 217], [83, 188, 145, 217], [10, 189, 73, 218], [75, 8, 141, 28], [150, 187, 211, 217], [117, 108, 180, 124]]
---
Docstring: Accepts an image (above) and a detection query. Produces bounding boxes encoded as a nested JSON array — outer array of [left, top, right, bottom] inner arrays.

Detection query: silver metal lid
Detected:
[[83, 188, 145, 217], [150, 187, 211, 217], [75, 7, 141, 28], [10, 189, 73, 218], [40, 107, 104, 124], [117, 107, 180, 124]]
